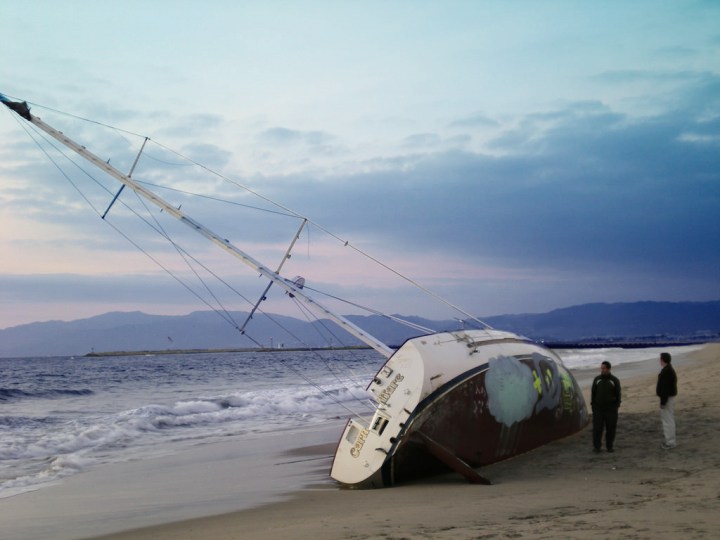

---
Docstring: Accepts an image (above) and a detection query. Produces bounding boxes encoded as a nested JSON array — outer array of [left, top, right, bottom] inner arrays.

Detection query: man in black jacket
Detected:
[[657, 352, 678, 449], [591, 361, 622, 452]]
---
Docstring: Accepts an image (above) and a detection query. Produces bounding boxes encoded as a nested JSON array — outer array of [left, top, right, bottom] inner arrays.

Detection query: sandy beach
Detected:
[[81, 343, 720, 540]]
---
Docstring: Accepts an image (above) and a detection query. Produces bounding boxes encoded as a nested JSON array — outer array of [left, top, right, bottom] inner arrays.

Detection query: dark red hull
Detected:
[[383, 352, 589, 485]]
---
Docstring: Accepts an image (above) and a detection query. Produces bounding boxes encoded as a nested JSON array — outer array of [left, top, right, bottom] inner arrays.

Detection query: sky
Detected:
[[1, 0, 719, 330]]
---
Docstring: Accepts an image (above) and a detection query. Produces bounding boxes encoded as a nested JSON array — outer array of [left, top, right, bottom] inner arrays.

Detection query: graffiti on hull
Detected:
[[485, 353, 581, 428]]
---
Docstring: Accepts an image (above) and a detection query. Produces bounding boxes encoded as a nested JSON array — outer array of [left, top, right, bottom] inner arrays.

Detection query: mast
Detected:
[[1, 95, 394, 358]]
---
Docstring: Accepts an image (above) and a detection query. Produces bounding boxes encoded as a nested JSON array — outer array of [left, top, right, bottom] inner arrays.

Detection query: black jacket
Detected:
[[591, 374, 621, 409], [656, 364, 677, 406]]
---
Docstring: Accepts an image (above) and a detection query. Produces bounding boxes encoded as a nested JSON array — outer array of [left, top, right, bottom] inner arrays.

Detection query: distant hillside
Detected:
[[0, 301, 718, 357], [0, 311, 338, 358], [484, 301, 720, 342]]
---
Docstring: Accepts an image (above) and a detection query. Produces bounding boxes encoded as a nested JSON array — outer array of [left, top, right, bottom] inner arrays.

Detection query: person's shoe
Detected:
[[606, 448, 615, 453], [593, 447, 601, 453], [661, 443, 676, 450]]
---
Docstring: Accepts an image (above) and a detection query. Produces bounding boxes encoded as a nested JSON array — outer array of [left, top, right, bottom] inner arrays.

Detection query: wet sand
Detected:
[[87, 343, 720, 540]]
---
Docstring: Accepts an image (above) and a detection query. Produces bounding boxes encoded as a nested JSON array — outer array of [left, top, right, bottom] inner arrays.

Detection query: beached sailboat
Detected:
[[2, 94, 588, 487]]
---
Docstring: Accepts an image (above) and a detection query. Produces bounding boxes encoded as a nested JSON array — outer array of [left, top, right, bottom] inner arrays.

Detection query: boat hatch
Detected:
[[370, 412, 390, 435], [345, 423, 359, 443]]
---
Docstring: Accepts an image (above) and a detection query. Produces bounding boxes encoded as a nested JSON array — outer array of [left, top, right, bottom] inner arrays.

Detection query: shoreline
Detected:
[[0, 424, 344, 540], [86, 343, 720, 540], [81, 339, 714, 358]]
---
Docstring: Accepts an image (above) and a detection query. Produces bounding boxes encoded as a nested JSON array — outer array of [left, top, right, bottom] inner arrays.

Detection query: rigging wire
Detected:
[[126, 184, 245, 335], [9, 107, 380, 414], [136, 180, 298, 219], [8, 110, 113, 213], [18, 97, 148, 139], [302, 284, 437, 334], [149, 139, 492, 330], [288, 295, 377, 400], [6, 99, 506, 423], [13, 97, 489, 328], [268, 354, 375, 419], [119, 186, 377, 412], [12, 114, 253, 334]]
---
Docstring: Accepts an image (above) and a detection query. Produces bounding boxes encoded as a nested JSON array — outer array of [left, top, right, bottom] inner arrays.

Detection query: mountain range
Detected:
[[1, 300, 718, 358]]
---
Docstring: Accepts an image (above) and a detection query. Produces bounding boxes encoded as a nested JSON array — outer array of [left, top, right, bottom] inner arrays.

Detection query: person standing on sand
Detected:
[[591, 360, 621, 453], [657, 352, 678, 449]]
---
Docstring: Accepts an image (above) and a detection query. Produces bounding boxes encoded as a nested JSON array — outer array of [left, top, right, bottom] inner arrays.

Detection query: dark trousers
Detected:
[[592, 406, 618, 450]]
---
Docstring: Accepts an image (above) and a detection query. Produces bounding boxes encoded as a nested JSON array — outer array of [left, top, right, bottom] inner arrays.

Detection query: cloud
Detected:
[[402, 133, 472, 149], [175, 143, 233, 169], [449, 113, 499, 128], [155, 113, 225, 139], [3, 70, 718, 327], [0, 274, 183, 304], [257, 127, 335, 147], [655, 46, 698, 59], [403, 133, 442, 147], [252, 87, 720, 298], [592, 69, 703, 84]]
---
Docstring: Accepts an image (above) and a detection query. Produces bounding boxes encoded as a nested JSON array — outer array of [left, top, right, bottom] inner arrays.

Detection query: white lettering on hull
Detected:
[[377, 373, 405, 405], [350, 428, 370, 458]]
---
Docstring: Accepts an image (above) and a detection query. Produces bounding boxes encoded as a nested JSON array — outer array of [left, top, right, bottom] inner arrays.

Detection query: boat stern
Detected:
[[330, 344, 426, 488]]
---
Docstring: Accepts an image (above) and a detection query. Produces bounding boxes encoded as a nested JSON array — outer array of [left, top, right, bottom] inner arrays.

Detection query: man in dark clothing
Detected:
[[591, 360, 621, 452], [657, 352, 678, 449]]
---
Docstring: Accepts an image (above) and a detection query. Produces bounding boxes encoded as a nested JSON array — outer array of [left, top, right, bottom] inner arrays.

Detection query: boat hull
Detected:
[[385, 352, 587, 485], [330, 330, 589, 488]]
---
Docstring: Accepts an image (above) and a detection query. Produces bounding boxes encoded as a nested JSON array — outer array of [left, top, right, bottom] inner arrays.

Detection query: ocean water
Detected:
[[0, 345, 700, 499], [0, 349, 383, 499]]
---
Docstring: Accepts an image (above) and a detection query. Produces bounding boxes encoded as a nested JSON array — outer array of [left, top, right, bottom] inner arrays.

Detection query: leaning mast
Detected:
[[1, 94, 393, 358]]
